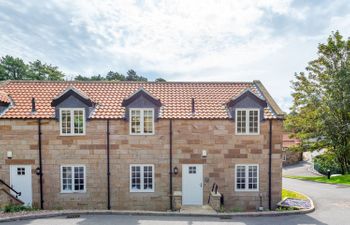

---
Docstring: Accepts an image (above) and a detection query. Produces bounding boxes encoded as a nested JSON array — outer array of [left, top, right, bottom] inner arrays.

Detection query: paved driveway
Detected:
[[283, 161, 320, 177], [3, 178, 350, 225]]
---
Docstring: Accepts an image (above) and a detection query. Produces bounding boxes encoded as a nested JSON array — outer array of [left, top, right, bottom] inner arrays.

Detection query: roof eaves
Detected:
[[122, 87, 161, 107], [52, 86, 90, 101], [253, 80, 285, 119]]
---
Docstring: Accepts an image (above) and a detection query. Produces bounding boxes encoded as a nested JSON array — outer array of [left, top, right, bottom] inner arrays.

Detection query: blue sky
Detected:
[[0, 0, 349, 111]]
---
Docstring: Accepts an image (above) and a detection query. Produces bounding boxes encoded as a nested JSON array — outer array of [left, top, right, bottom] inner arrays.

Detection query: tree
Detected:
[[126, 69, 148, 81], [106, 71, 125, 81], [155, 78, 166, 82], [285, 31, 350, 174], [28, 60, 64, 80], [74, 75, 92, 81], [89, 74, 105, 81], [74, 70, 155, 81], [0, 55, 29, 80], [0, 56, 64, 81]]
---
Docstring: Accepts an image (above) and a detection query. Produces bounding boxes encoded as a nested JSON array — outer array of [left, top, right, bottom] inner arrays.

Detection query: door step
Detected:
[[180, 205, 216, 214]]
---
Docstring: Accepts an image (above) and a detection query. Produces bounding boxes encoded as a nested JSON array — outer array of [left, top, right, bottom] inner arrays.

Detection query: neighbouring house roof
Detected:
[[283, 133, 301, 148], [0, 80, 284, 119]]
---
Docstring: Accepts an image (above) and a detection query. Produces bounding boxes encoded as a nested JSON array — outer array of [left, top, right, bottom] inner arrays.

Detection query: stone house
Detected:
[[0, 80, 284, 211], [282, 133, 302, 166]]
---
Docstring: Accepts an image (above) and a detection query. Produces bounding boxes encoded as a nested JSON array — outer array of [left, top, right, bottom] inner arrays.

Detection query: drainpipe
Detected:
[[106, 119, 111, 210], [268, 119, 272, 210], [38, 119, 44, 209], [169, 119, 173, 210]]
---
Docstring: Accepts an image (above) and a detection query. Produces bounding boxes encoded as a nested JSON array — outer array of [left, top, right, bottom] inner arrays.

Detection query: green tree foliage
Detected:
[[106, 71, 126, 81], [126, 69, 147, 81], [0, 55, 29, 80], [285, 31, 350, 174], [0, 55, 165, 82], [74, 69, 157, 82], [74, 74, 92, 81], [0, 55, 64, 81], [28, 60, 65, 80], [155, 77, 166, 82]]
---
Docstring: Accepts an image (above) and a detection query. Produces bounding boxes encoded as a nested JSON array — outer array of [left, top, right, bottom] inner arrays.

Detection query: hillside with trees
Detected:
[[0, 55, 165, 82]]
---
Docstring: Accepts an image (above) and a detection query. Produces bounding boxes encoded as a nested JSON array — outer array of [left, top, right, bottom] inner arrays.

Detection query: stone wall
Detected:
[[171, 119, 283, 211], [0, 118, 282, 211], [282, 150, 302, 166], [0, 120, 41, 208]]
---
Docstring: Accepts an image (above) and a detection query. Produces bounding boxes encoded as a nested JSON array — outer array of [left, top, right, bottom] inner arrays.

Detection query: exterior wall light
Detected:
[[202, 150, 207, 158], [36, 167, 41, 176], [173, 167, 178, 175], [7, 151, 12, 159]]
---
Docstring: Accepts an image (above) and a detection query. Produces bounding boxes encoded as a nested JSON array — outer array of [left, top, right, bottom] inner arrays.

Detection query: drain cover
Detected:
[[66, 214, 80, 218], [219, 215, 232, 220]]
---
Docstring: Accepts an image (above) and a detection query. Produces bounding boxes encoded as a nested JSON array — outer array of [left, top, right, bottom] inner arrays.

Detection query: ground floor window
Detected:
[[235, 164, 259, 191], [61, 165, 86, 193], [130, 164, 154, 192]]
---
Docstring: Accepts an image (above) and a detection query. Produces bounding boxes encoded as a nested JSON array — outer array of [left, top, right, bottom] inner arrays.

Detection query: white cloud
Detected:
[[0, 0, 349, 111]]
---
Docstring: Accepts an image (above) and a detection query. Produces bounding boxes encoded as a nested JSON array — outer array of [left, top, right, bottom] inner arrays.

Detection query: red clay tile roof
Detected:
[[0, 80, 282, 119], [283, 133, 301, 148], [0, 91, 11, 104]]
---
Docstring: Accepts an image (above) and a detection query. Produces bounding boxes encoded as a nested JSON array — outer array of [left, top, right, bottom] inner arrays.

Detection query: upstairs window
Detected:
[[130, 108, 154, 135], [235, 109, 259, 135], [60, 108, 85, 135], [235, 164, 259, 192]]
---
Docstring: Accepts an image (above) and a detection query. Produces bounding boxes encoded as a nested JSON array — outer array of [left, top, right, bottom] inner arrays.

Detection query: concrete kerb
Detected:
[[277, 188, 315, 212], [0, 194, 315, 223]]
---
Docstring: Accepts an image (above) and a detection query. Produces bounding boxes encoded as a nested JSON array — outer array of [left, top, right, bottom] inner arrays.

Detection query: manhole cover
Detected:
[[66, 214, 80, 219]]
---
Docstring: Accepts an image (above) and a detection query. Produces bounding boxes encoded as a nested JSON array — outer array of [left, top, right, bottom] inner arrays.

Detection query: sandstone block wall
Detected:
[[0, 118, 282, 211]]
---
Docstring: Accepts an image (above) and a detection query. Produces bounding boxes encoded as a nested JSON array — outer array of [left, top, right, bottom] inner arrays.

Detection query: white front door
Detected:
[[182, 164, 203, 205], [10, 165, 32, 206]]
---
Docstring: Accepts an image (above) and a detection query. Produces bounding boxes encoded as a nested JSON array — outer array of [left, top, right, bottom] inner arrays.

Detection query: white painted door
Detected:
[[10, 165, 32, 206], [182, 164, 203, 205]]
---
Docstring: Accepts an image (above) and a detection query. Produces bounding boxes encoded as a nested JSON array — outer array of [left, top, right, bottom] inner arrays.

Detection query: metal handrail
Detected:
[[211, 183, 219, 194], [0, 179, 21, 197]]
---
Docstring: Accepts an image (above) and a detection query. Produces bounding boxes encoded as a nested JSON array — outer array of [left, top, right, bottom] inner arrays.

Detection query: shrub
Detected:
[[3, 204, 37, 213], [313, 153, 342, 175]]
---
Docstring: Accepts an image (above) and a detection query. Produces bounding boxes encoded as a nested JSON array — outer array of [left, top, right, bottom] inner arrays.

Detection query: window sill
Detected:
[[235, 189, 259, 192], [60, 133, 86, 137], [235, 133, 260, 136], [129, 133, 155, 136], [60, 191, 86, 194], [130, 190, 155, 193]]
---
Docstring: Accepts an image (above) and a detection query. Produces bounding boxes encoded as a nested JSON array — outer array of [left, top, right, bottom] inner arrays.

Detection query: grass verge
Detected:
[[285, 174, 350, 185], [282, 188, 308, 200]]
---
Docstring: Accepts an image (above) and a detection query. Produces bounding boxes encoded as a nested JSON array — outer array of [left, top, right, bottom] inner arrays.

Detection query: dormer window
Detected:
[[60, 108, 85, 135], [130, 108, 154, 135], [235, 109, 259, 135]]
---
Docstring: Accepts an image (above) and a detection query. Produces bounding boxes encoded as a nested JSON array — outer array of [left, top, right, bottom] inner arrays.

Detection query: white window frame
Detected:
[[59, 108, 86, 136], [235, 108, 260, 135], [234, 164, 259, 192], [129, 164, 155, 193], [129, 108, 155, 135], [60, 165, 86, 193]]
